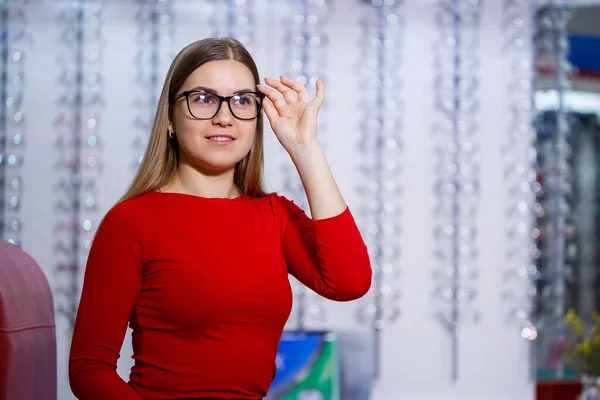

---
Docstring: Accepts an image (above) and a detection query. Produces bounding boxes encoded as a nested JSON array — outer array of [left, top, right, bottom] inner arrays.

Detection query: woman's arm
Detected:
[[259, 76, 372, 300], [258, 76, 347, 220], [69, 203, 144, 400]]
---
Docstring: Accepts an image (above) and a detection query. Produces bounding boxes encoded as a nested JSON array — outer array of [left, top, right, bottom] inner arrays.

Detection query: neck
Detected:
[[163, 163, 240, 199]]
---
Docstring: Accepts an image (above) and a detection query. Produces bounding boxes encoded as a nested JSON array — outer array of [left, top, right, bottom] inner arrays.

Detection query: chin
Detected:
[[180, 142, 251, 174], [193, 154, 246, 174]]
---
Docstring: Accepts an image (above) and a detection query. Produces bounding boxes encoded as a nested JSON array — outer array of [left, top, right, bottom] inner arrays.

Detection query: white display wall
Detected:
[[4, 0, 537, 399]]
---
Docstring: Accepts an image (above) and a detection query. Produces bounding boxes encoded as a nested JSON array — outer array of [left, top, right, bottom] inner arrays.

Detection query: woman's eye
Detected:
[[191, 93, 217, 104], [234, 95, 254, 106]]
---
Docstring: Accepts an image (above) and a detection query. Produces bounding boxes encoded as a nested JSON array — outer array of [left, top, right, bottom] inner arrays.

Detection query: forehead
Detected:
[[182, 59, 255, 94]]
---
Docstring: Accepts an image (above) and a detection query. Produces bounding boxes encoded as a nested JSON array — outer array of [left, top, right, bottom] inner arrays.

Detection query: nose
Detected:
[[212, 100, 234, 126]]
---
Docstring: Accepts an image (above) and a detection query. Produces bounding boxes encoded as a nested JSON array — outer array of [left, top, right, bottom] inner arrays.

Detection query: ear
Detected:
[[168, 120, 173, 134]]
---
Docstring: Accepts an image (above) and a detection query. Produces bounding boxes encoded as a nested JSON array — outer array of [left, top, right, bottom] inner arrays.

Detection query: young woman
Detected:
[[69, 37, 371, 400]]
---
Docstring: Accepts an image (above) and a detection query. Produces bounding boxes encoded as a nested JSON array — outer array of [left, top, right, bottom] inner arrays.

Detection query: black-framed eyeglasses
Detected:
[[169, 90, 265, 121]]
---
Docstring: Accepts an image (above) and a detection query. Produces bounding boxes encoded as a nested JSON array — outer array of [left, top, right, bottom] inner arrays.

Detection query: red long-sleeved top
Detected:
[[69, 191, 371, 399]]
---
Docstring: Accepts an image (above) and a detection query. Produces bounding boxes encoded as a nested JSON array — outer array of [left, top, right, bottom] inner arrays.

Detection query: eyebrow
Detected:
[[189, 86, 255, 95]]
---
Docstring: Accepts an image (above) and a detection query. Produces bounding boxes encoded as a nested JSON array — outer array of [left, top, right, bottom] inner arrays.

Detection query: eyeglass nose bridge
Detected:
[[211, 95, 237, 120]]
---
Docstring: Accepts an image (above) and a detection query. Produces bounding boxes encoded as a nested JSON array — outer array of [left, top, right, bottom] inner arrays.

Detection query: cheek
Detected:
[[170, 107, 188, 133], [174, 122, 209, 152], [176, 119, 209, 136]]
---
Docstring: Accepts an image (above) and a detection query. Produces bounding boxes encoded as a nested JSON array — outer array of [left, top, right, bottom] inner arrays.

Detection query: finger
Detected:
[[312, 77, 325, 107], [261, 96, 279, 129], [264, 77, 297, 104], [279, 76, 309, 103], [257, 83, 287, 110]]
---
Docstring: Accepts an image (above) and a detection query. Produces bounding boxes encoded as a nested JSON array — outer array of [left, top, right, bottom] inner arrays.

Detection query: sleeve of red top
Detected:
[[68, 203, 144, 400], [279, 196, 372, 301]]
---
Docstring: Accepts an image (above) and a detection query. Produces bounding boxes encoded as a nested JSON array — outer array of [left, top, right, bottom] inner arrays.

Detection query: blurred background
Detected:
[[1, 0, 600, 399]]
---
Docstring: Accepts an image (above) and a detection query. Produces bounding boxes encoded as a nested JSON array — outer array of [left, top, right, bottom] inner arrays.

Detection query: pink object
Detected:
[[0, 240, 57, 400]]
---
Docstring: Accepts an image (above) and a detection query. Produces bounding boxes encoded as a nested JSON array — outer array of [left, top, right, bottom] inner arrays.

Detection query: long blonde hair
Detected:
[[118, 38, 268, 203]]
